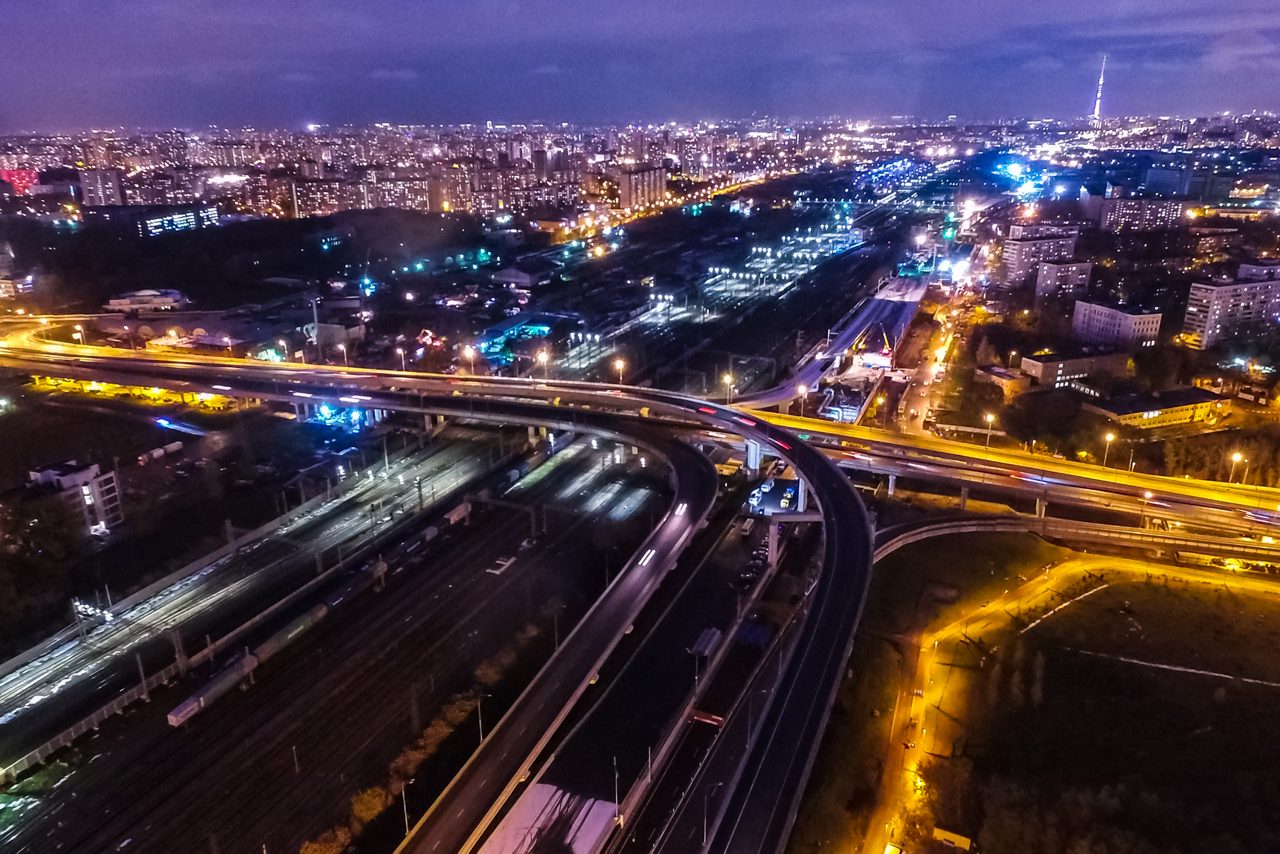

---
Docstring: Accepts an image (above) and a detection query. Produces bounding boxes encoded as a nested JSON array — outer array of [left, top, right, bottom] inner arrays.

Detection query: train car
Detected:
[[253, 604, 328, 663], [166, 653, 257, 727]]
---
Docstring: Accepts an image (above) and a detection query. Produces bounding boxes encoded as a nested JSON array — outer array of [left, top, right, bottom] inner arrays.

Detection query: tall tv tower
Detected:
[[1091, 55, 1108, 124]]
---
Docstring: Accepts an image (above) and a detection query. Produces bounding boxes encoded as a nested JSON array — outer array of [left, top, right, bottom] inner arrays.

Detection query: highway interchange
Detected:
[[2, 263, 1279, 853]]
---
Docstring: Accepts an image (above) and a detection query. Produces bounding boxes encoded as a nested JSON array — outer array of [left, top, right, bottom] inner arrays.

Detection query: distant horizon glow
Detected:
[[0, 1, 1276, 132]]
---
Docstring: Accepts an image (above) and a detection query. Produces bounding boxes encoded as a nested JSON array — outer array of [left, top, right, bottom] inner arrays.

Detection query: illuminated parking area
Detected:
[[29, 376, 236, 410]]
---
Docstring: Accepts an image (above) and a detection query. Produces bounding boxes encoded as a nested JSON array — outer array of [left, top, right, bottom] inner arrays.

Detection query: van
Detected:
[[740, 518, 756, 537]]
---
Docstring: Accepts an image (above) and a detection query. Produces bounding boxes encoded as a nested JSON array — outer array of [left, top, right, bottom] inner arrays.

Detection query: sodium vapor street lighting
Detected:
[[984, 412, 995, 449], [797, 384, 808, 418], [337, 343, 348, 366], [463, 344, 476, 374], [723, 372, 735, 406], [614, 357, 626, 384], [537, 349, 550, 380], [1103, 432, 1116, 467], [1230, 451, 1244, 483]]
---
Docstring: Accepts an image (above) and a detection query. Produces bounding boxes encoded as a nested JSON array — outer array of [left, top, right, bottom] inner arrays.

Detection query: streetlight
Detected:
[[396, 347, 407, 372], [797, 384, 808, 418], [1103, 432, 1116, 467], [614, 357, 626, 384], [337, 342, 348, 366], [1140, 490, 1153, 528], [463, 344, 476, 374], [477, 693, 491, 742], [984, 412, 995, 448], [723, 372, 735, 406], [122, 324, 133, 350], [1230, 451, 1243, 483], [278, 339, 289, 361], [537, 349, 550, 380]]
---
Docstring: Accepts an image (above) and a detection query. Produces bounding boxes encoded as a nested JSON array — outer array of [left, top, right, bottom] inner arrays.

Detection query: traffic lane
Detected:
[[708, 460, 869, 853], [645, 629, 793, 854], [5, 440, 642, 854], [758, 411, 1280, 518], [2, 336, 879, 853], [401, 436, 717, 854]]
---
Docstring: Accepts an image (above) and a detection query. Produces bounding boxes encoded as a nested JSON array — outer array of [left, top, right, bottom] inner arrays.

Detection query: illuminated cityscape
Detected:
[[0, 3, 1279, 854]]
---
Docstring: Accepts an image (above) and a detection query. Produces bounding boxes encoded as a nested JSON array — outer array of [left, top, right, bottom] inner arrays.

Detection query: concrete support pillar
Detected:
[[1035, 496, 1047, 518], [796, 478, 808, 513], [959, 485, 968, 511], [767, 521, 780, 568], [528, 425, 538, 442], [887, 474, 897, 496], [745, 439, 763, 476]]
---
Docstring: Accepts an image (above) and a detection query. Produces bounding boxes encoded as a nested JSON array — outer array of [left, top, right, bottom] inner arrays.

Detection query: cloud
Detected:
[[1200, 33, 1280, 73], [369, 68, 419, 82]]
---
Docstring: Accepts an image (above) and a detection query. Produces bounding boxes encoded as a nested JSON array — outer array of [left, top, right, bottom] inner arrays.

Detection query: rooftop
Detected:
[[1091, 386, 1222, 415]]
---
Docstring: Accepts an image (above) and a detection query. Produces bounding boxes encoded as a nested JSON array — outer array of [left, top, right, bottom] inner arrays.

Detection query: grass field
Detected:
[[788, 533, 1067, 853]]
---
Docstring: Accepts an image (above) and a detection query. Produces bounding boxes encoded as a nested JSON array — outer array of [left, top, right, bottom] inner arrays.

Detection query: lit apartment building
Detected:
[[1072, 300, 1162, 349], [1100, 198, 1187, 232], [1181, 277, 1280, 349]]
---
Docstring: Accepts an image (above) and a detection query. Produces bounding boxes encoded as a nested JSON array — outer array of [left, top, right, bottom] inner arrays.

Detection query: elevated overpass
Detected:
[[0, 330, 873, 854]]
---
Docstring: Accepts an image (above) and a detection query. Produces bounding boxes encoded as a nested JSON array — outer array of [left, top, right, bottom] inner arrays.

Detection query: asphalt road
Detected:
[[0, 335, 877, 854], [400, 430, 718, 854]]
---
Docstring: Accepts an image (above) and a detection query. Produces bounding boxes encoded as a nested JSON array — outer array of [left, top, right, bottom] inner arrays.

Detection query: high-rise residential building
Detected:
[[1239, 259, 1280, 282], [1181, 277, 1280, 350], [616, 164, 666, 210], [1100, 198, 1187, 232], [1072, 300, 1162, 350], [1001, 230, 1078, 285], [80, 168, 125, 207], [1035, 260, 1092, 301]]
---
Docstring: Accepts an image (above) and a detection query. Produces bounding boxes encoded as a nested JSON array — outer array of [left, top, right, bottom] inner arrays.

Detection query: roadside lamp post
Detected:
[[797, 384, 808, 418], [984, 412, 995, 448], [1103, 432, 1116, 467], [224, 336, 233, 356], [1230, 451, 1243, 483], [723, 373, 735, 406], [614, 357, 626, 384], [1141, 490, 1153, 528], [278, 339, 289, 361], [337, 343, 347, 366], [396, 347, 407, 372], [477, 693, 492, 742], [463, 344, 476, 374], [537, 349, 550, 380]]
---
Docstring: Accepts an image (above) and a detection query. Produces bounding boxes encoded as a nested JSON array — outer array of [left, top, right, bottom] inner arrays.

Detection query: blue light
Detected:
[[414, 261, 425, 272], [318, 404, 334, 418]]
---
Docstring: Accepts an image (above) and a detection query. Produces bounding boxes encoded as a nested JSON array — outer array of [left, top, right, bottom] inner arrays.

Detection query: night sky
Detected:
[[3, 0, 1278, 131]]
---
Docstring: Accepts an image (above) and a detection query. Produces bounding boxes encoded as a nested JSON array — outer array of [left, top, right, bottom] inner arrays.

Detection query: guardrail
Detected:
[[873, 515, 1280, 564]]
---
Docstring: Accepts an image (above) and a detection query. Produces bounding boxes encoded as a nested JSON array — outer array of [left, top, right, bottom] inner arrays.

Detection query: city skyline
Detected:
[[2, 0, 1278, 132]]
